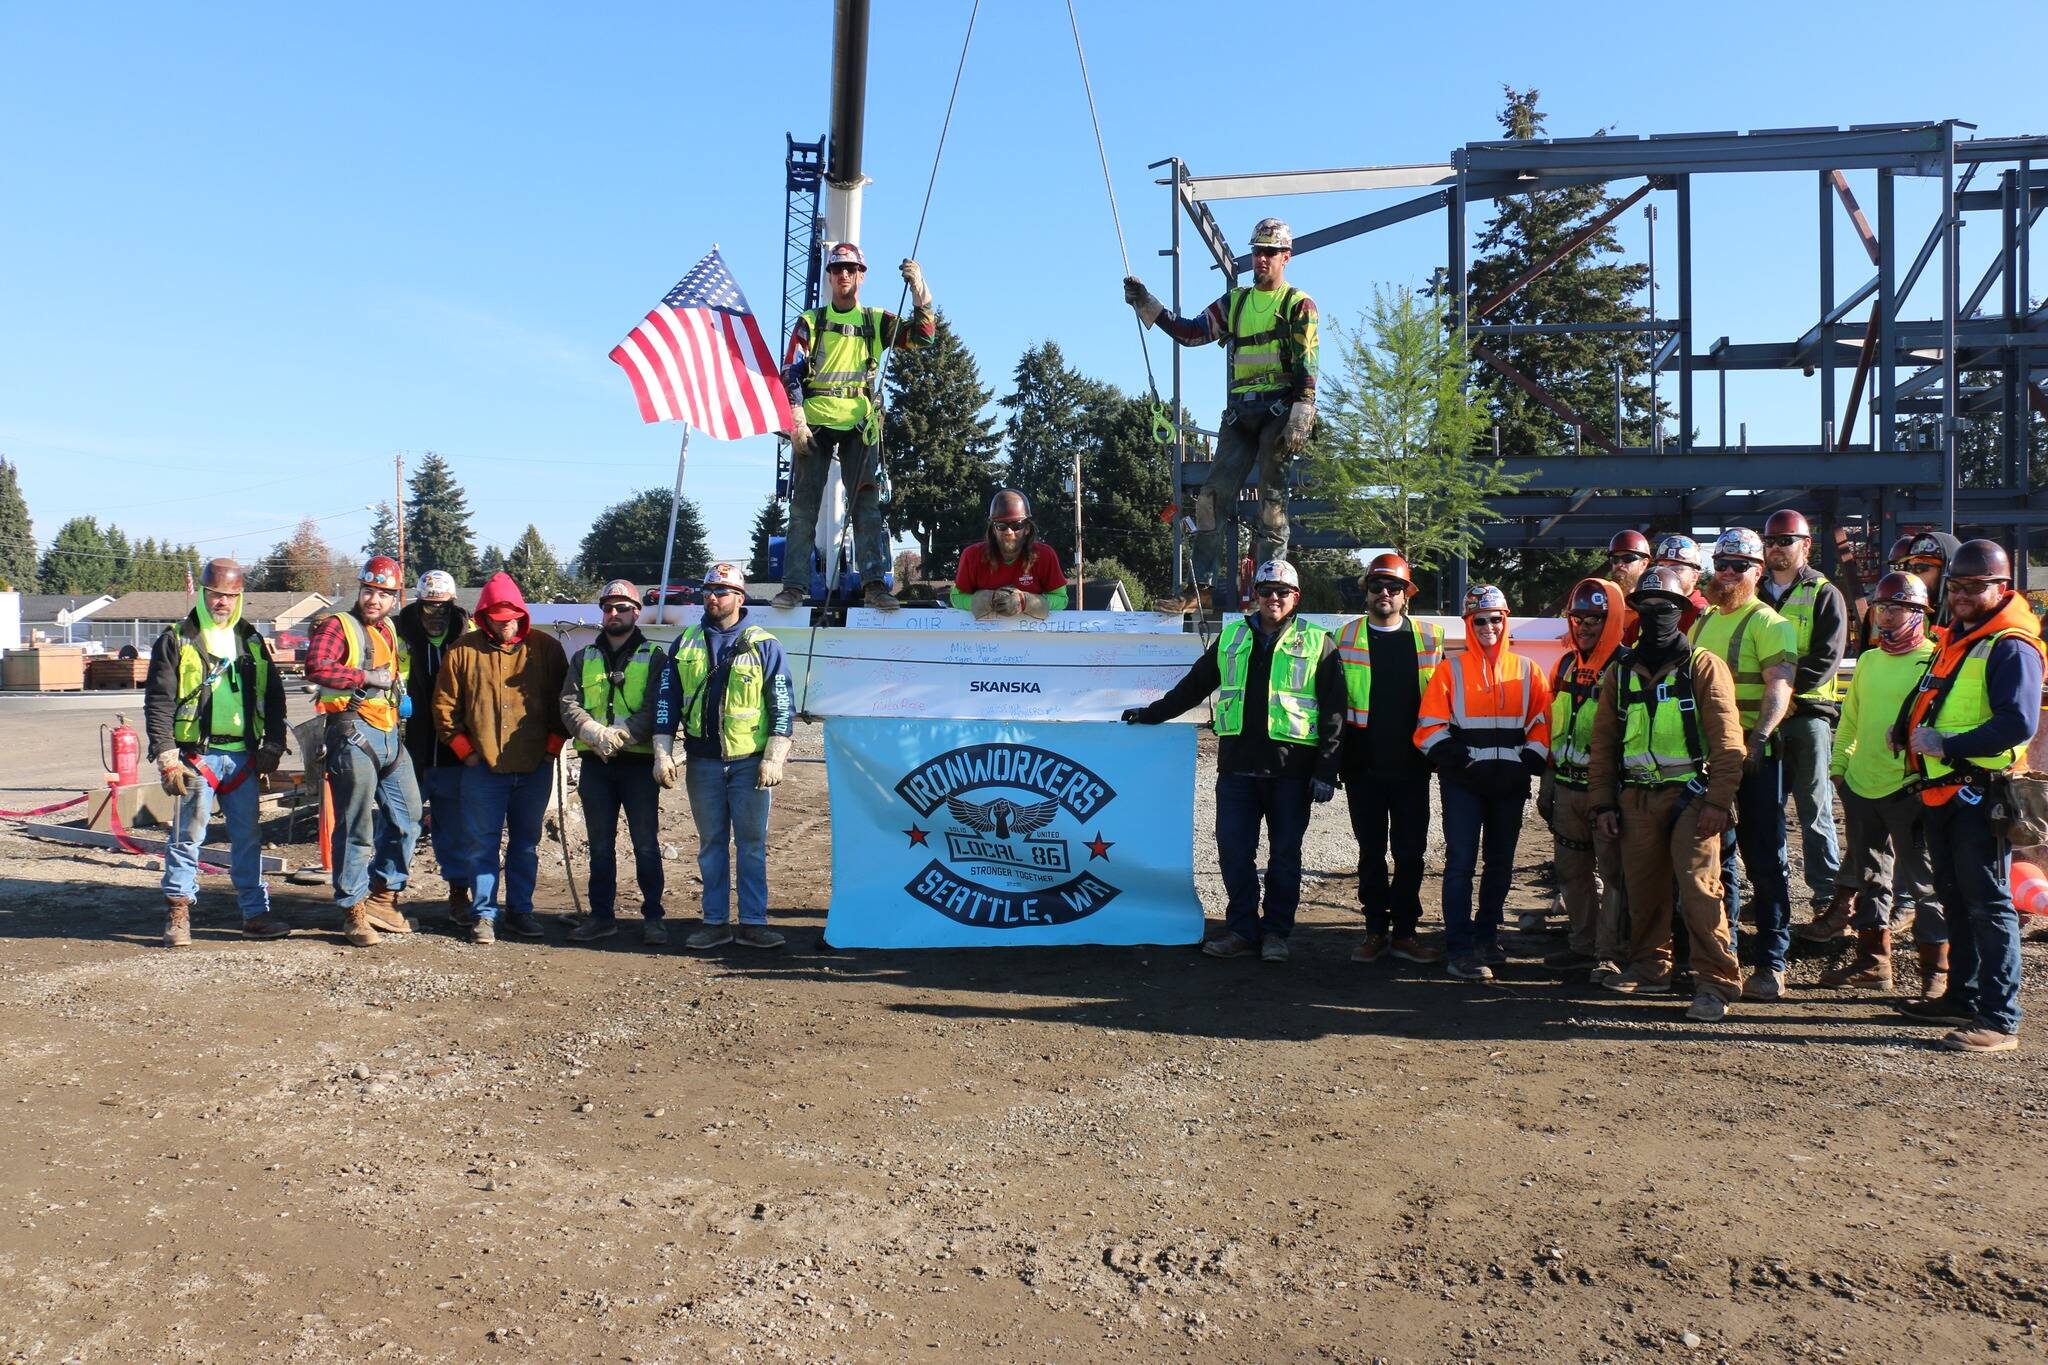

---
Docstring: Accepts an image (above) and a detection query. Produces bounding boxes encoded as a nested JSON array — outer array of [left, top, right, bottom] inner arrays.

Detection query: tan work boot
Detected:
[[1916, 941, 1950, 1001], [862, 581, 900, 612], [769, 586, 804, 610], [1741, 968, 1786, 1001], [341, 901, 383, 947], [361, 879, 411, 934], [163, 896, 193, 948], [1153, 584, 1213, 616], [1818, 927, 1892, 988], [1795, 885, 1859, 944]]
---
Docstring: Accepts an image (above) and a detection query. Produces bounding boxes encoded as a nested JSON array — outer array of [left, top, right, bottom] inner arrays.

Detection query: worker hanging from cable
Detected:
[[775, 242, 937, 614], [1124, 218, 1318, 616]]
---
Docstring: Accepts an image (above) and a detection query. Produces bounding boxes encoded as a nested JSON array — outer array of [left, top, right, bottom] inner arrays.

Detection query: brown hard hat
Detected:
[[200, 558, 244, 592], [1362, 552, 1416, 595], [1605, 530, 1652, 558], [1631, 565, 1692, 607], [1886, 534, 1916, 566], [1764, 509, 1812, 539], [1873, 570, 1930, 610], [1567, 580, 1615, 616], [1949, 538, 2013, 582]]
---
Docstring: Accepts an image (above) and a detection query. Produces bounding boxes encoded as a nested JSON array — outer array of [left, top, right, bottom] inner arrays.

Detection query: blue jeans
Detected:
[[579, 755, 664, 920], [326, 718, 420, 909], [161, 748, 270, 919], [1439, 779, 1525, 957], [1214, 772, 1312, 942], [417, 763, 473, 890], [686, 755, 771, 924], [1926, 795, 2023, 1034], [1780, 714, 1841, 903], [463, 759, 555, 921], [1721, 752, 1792, 972]]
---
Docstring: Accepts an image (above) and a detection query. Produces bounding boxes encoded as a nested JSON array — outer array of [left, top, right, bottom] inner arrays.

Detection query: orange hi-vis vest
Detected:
[[313, 612, 406, 732], [1414, 640, 1553, 768], [1904, 592, 2044, 806]]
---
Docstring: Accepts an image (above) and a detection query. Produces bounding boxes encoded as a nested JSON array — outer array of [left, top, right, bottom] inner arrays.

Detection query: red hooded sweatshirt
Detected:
[[430, 572, 570, 772]]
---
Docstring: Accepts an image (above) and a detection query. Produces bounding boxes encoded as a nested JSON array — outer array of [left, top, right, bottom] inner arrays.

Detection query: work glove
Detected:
[[601, 725, 635, 755], [253, 746, 283, 777], [1120, 707, 1158, 725], [1311, 779, 1336, 805], [1123, 275, 1164, 328], [1519, 749, 1547, 777], [1430, 740, 1473, 774], [360, 666, 395, 691], [158, 754, 190, 798], [787, 416, 814, 458], [899, 258, 932, 310], [990, 586, 1022, 617], [1283, 399, 1316, 453], [651, 734, 679, 790], [576, 718, 616, 759], [756, 734, 793, 790]]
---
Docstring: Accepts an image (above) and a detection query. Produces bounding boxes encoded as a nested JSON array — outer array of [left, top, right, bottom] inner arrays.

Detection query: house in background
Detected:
[[18, 593, 117, 645], [87, 590, 332, 653]]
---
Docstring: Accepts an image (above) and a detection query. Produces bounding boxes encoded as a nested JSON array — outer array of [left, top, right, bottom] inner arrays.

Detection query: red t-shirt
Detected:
[[956, 542, 1067, 596]]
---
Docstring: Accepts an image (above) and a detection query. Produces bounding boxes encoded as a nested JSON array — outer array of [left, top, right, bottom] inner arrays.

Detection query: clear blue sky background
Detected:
[[3, 1, 2042, 578]]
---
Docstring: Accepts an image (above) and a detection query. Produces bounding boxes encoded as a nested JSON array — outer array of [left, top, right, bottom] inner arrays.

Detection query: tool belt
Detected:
[[325, 712, 405, 780], [1914, 767, 2048, 846]]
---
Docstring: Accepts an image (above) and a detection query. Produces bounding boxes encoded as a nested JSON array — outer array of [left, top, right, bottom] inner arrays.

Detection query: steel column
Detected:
[[1819, 172, 1837, 446]]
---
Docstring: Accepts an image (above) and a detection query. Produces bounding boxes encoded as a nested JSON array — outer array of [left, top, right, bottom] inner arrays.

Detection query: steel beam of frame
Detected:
[[1228, 189, 1446, 271], [1180, 163, 1456, 201], [1829, 170, 1883, 265], [1837, 309, 1882, 450], [1476, 181, 1655, 319], [1501, 450, 1941, 489], [1462, 124, 1946, 179], [1470, 321, 1678, 336], [1678, 173, 1694, 454], [1469, 342, 1621, 453], [1171, 173, 1238, 278]]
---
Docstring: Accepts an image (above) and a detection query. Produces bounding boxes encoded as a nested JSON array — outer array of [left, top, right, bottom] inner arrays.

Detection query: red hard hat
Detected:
[[1362, 552, 1416, 595], [1873, 571, 1930, 610], [1886, 535, 1916, 567], [200, 558, 245, 592], [1949, 539, 2013, 582], [360, 555, 403, 591], [1764, 509, 1812, 539], [1605, 530, 1651, 558], [1567, 580, 1615, 616]]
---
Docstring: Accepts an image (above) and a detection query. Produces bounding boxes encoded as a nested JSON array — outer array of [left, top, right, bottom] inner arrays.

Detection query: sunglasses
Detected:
[[826, 263, 862, 275], [702, 586, 742, 597], [1251, 246, 1286, 258], [1470, 614, 1506, 627], [1762, 535, 1805, 548], [990, 518, 1032, 531], [601, 602, 638, 614], [1606, 552, 1647, 565], [1364, 579, 1406, 595], [1946, 577, 2007, 594], [1712, 558, 1755, 574], [1254, 585, 1297, 599]]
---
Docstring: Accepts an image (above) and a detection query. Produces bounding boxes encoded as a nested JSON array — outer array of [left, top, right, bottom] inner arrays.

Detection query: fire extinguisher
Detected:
[[101, 713, 141, 788]]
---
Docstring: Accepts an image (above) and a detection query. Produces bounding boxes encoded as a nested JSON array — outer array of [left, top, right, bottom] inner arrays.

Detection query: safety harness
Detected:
[[171, 619, 262, 796]]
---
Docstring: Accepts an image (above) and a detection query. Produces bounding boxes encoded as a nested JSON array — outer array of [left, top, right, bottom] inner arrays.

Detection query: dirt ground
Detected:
[[5, 723, 2048, 1364]]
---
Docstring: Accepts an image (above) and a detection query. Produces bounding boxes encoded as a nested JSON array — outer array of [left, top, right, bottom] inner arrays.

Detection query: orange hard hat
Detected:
[[1362, 552, 1416, 596]]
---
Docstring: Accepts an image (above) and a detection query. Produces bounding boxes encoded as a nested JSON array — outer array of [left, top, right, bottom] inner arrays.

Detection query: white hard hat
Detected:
[[1253, 559, 1299, 590]]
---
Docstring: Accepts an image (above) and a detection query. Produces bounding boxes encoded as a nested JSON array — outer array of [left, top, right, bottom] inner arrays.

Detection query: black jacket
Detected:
[[1137, 617, 1345, 783], [395, 598, 470, 772], [142, 609, 288, 762], [1762, 564, 1849, 721]]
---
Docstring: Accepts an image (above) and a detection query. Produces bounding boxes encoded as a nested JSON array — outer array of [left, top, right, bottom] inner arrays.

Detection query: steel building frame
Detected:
[[777, 133, 827, 503], [1156, 122, 2048, 592]]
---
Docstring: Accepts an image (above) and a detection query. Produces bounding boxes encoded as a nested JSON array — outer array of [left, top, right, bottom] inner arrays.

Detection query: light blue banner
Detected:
[[822, 717, 1202, 948]]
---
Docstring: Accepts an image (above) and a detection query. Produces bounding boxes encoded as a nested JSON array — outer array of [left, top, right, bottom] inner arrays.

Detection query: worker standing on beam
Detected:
[[1757, 510, 1850, 929], [775, 242, 937, 614], [1123, 219, 1319, 616], [1690, 528, 1799, 1001]]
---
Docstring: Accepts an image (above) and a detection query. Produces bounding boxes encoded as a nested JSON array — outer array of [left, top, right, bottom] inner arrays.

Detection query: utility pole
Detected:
[[1073, 444, 1085, 611], [394, 452, 407, 606]]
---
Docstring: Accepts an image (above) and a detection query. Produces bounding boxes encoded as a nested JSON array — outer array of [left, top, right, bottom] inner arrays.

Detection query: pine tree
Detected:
[[1076, 390, 1178, 591], [38, 516, 117, 595], [476, 544, 507, 585], [999, 343, 1099, 561], [577, 489, 711, 588], [122, 538, 198, 592], [505, 525, 568, 601], [105, 526, 133, 592], [747, 494, 787, 582], [363, 502, 400, 560], [403, 452, 478, 584], [0, 457, 36, 591], [883, 312, 1002, 568]]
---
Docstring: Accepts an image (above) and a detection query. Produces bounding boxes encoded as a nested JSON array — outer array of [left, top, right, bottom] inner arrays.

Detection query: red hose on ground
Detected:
[[0, 794, 89, 820]]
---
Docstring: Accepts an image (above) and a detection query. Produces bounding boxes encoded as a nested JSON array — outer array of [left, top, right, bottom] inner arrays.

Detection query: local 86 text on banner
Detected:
[[822, 717, 1201, 948]]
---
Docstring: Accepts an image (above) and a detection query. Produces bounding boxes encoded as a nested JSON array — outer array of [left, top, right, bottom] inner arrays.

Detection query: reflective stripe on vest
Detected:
[[313, 614, 410, 731], [576, 639, 661, 754], [1443, 653, 1535, 764], [1912, 628, 2033, 787], [1548, 651, 1603, 785], [1619, 655, 1708, 785], [1334, 616, 1443, 727], [169, 620, 269, 752], [1212, 615, 1330, 746], [1225, 286, 1299, 395], [673, 625, 774, 759], [1690, 599, 1769, 730], [800, 305, 885, 433], [1771, 574, 1842, 704]]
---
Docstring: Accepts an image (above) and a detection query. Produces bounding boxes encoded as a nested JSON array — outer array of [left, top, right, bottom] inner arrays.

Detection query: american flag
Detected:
[[609, 247, 794, 439]]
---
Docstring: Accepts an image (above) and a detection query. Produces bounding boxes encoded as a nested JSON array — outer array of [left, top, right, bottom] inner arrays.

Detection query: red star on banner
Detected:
[[1085, 832, 1114, 861], [904, 825, 930, 847]]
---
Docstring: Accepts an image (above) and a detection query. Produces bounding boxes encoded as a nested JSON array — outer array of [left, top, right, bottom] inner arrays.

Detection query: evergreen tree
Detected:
[[883, 312, 1002, 566], [253, 518, 337, 593], [0, 457, 36, 591], [476, 544, 507, 584], [999, 343, 1099, 553], [38, 516, 117, 595], [403, 452, 478, 584], [363, 502, 400, 560], [122, 538, 200, 592], [577, 489, 710, 588], [504, 525, 568, 601], [105, 526, 133, 592], [1077, 390, 1178, 591], [747, 494, 787, 583]]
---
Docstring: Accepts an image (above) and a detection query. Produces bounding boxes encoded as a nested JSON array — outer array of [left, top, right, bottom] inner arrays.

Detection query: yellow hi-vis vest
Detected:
[[1225, 286, 1304, 396], [1911, 630, 2036, 788], [1213, 615, 1330, 745], [1334, 615, 1443, 727], [1688, 598, 1790, 734], [1548, 649, 1608, 787], [1618, 649, 1714, 786], [800, 304, 886, 436], [1769, 572, 1843, 704], [574, 638, 661, 755], [312, 613, 410, 732], [673, 624, 774, 759], [168, 615, 270, 752]]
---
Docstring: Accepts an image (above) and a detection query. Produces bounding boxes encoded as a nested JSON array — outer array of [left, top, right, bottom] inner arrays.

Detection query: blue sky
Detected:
[[3, 1, 2042, 577]]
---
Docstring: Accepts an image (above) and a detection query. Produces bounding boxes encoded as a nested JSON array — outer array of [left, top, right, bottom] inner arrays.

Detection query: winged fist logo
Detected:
[[894, 743, 1123, 928]]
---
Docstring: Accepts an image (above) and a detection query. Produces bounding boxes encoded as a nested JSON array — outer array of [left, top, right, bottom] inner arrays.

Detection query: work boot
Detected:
[[1543, 947, 1599, 971], [1481, 942, 1508, 967], [502, 911, 545, 939], [1589, 959, 1624, 988], [685, 921, 735, 950], [1260, 936, 1291, 964], [862, 582, 900, 612], [1603, 967, 1670, 996], [1389, 936, 1442, 965], [569, 917, 618, 942], [1937, 1026, 2020, 1054], [1795, 885, 1858, 945], [1741, 968, 1786, 1001], [1916, 942, 1950, 1001], [1895, 995, 1972, 1025], [1685, 991, 1729, 1023], [1200, 932, 1256, 959], [642, 918, 669, 947], [736, 923, 786, 949], [342, 902, 382, 948], [769, 586, 804, 610], [468, 916, 496, 946], [1350, 932, 1390, 964], [242, 913, 291, 940], [361, 881, 411, 934], [1153, 584, 1213, 617], [446, 884, 472, 925], [1446, 954, 1493, 982], [1818, 928, 1892, 988], [163, 897, 193, 949]]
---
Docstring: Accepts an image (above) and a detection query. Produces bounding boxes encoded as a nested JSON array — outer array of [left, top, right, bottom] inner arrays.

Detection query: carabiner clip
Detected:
[[1149, 402, 1174, 446]]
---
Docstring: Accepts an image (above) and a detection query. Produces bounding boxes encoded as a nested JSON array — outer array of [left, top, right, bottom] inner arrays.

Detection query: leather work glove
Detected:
[[359, 666, 395, 691], [601, 726, 635, 755], [787, 416, 814, 458], [1283, 399, 1316, 453], [1123, 275, 1164, 328], [756, 734, 793, 790], [899, 258, 932, 310], [158, 754, 190, 798], [1311, 779, 1336, 805], [990, 586, 1022, 617], [651, 734, 680, 790], [576, 718, 616, 759], [1120, 707, 1156, 725], [253, 746, 283, 777]]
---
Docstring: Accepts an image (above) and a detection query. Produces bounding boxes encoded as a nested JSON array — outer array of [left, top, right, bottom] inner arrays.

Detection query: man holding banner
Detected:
[[1123, 560, 1343, 963]]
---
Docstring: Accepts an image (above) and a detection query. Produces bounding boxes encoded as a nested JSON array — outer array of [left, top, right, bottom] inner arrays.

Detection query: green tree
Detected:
[[1078, 556, 1149, 610], [577, 488, 711, 588], [476, 544, 507, 585], [38, 516, 117, 595], [884, 312, 1002, 566], [123, 538, 200, 592], [747, 493, 787, 582], [252, 518, 336, 593], [0, 457, 36, 591], [999, 341, 1099, 559], [105, 526, 133, 592], [363, 502, 400, 560], [1307, 290, 1526, 572], [403, 452, 478, 584], [1077, 390, 1178, 591], [504, 524, 568, 601]]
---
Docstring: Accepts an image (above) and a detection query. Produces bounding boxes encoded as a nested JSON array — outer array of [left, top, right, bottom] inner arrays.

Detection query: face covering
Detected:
[[1879, 611, 1927, 654], [1631, 599, 1684, 665]]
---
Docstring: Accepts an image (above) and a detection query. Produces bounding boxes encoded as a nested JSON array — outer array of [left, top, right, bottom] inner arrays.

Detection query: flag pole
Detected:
[[653, 426, 690, 627]]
